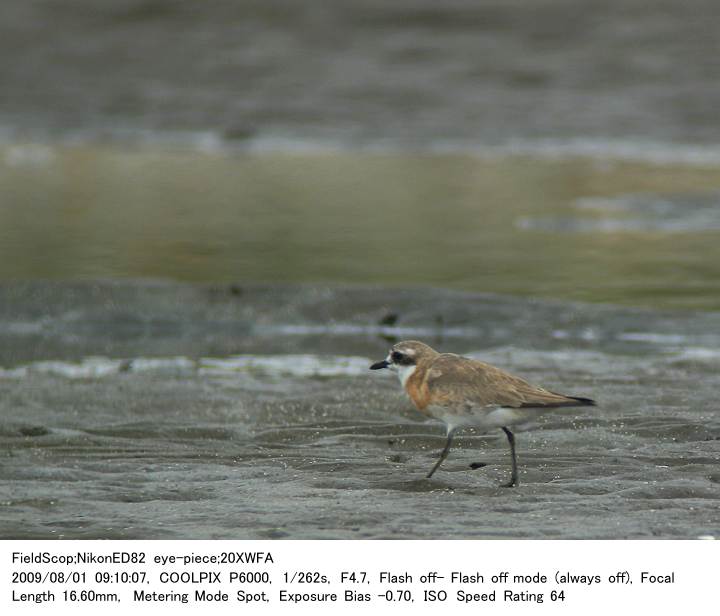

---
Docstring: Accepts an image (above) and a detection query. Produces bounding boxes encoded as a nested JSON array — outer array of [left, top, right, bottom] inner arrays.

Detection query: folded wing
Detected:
[[425, 354, 596, 409]]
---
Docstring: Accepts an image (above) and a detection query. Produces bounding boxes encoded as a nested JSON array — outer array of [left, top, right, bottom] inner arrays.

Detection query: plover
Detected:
[[370, 340, 595, 487]]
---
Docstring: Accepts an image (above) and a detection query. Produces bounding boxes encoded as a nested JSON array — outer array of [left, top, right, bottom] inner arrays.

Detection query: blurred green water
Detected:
[[2, 144, 719, 310]]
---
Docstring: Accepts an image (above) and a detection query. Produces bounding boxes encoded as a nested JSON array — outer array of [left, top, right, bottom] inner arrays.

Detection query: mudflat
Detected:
[[1, 282, 718, 539]]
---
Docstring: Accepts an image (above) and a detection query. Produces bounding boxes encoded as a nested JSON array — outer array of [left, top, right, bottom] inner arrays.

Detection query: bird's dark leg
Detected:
[[426, 428, 456, 479], [501, 427, 518, 488]]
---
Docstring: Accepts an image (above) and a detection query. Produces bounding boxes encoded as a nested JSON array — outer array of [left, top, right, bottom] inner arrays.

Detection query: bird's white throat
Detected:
[[394, 363, 417, 388]]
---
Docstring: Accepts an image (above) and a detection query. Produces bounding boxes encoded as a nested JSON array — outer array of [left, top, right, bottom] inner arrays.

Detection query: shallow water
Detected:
[[2, 145, 720, 310], [1, 282, 718, 539]]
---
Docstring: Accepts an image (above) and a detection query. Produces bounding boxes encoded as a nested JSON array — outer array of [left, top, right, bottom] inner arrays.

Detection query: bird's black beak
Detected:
[[370, 359, 390, 370]]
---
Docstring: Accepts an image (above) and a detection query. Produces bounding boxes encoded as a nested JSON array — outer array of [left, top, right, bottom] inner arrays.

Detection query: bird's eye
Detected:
[[391, 351, 404, 362]]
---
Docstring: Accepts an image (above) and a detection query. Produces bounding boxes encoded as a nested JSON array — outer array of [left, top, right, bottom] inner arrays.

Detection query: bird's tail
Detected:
[[565, 395, 596, 406], [523, 393, 597, 408]]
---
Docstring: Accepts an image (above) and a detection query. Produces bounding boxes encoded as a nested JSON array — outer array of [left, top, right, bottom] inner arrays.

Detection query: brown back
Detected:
[[418, 353, 594, 410]]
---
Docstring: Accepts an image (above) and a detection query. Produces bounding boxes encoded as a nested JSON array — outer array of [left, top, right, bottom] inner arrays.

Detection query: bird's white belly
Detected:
[[430, 405, 528, 432]]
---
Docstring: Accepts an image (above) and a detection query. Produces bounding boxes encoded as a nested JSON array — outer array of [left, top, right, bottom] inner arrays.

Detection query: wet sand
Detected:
[[2, 1, 720, 147], [1, 282, 718, 539]]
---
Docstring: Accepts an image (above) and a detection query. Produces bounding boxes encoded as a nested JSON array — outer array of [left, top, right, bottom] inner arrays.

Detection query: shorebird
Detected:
[[370, 340, 595, 487]]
